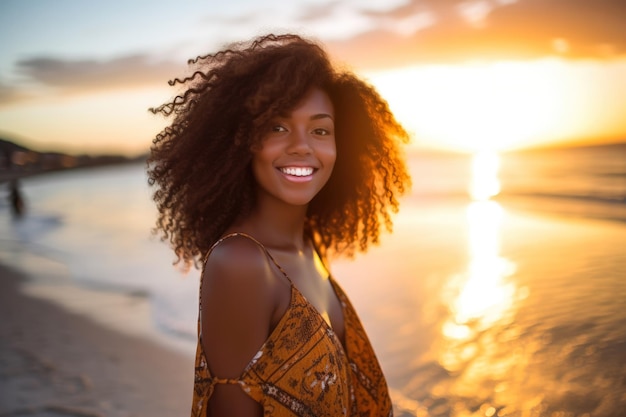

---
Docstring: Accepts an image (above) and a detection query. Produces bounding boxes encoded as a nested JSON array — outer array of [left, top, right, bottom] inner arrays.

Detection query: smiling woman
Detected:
[[146, 33, 411, 416]]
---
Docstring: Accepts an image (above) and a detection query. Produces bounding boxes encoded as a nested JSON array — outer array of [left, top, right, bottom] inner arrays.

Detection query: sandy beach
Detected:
[[0, 263, 193, 417]]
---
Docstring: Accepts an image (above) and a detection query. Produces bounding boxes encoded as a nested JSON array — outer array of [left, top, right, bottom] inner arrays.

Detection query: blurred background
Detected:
[[1, 1, 625, 416]]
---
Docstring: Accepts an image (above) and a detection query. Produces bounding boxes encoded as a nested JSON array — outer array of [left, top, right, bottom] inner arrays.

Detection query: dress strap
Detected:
[[204, 232, 294, 286]]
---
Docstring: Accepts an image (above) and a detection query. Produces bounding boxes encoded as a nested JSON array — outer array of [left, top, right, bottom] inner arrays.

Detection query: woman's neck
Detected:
[[234, 197, 309, 252]]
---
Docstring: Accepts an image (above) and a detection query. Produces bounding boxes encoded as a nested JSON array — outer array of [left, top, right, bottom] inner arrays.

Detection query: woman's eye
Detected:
[[271, 125, 287, 133], [312, 128, 330, 136]]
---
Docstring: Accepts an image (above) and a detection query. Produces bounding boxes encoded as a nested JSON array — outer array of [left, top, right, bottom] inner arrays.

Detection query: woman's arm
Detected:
[[200, 237, 276, 416]]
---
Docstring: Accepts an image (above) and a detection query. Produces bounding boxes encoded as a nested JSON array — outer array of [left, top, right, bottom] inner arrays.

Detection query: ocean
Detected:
[[1, 143, 625, 416]]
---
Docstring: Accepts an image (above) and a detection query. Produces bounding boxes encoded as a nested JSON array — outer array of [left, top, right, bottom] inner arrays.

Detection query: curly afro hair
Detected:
[[148, 33, 411, 268]]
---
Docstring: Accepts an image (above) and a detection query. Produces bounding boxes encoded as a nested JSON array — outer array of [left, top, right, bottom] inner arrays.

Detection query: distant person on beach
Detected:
[[9, 179, 25, 218], [147, 34, 411, 416]]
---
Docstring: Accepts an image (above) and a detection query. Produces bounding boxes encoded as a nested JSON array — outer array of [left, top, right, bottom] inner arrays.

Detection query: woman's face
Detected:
[[252, 88, 336, 208]]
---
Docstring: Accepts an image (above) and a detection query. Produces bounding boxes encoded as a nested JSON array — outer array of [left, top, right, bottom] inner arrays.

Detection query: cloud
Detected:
[[323, 0, 626, 68], [3, 0, 625, 104], [0, 54, 188, 106], [294, 0, 436, 40], [16, 55, 185, 91]]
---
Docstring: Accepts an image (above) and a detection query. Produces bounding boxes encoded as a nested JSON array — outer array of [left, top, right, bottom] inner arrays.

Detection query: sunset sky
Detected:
[[1, 0, 625, 156]]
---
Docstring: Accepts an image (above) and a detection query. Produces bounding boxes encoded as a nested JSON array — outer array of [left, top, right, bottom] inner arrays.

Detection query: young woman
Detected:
[[148, 33, 411, 416]]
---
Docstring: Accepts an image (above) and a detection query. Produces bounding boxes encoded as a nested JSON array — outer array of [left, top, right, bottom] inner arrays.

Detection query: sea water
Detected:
[[1, 143, 625, 416], [0, 163, 201, 352]]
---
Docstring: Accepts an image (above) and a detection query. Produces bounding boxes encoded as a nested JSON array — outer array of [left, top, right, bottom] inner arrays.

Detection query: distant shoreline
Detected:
[[0, 136, 147, 183], [0, 157, 146, 183]]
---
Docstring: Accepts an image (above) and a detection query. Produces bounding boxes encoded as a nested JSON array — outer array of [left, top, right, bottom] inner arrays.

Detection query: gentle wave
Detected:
[[499, 191, 626, 205]]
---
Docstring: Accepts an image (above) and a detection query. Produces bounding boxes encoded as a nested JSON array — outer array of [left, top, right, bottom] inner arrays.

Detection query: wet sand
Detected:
[[0, 263, 193, 417]]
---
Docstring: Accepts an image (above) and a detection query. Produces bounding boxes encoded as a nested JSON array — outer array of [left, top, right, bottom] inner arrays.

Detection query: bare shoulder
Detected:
[[201, 234, 276, 323], [203, 234, 270, 283], [200, 234, 276, 375]]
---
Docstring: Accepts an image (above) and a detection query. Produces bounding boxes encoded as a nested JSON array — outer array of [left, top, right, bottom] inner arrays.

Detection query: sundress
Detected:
[[191, 233, 392, 416]]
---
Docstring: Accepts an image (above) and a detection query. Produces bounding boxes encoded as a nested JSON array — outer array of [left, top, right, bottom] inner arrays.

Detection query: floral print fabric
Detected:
[[191, 234, 392, 416]]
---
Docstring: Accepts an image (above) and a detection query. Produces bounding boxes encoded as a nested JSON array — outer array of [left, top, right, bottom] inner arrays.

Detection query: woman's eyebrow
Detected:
[[311, 113, 334, 121], [274, 113, 334, 121]]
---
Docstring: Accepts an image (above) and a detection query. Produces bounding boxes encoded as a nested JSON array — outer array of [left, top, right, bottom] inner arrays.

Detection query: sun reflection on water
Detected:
[[442, 202, 517, 337], [439, 150, 518, 381]]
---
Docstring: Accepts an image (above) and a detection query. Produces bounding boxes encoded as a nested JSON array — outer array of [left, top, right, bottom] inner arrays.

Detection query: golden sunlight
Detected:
[[0, 88, 170, 156], [469, 150, 501, 201], [367, 58, 626, 152]]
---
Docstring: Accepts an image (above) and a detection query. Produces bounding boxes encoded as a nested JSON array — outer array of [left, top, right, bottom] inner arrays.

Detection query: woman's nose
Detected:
[[286, 129, 313, 155]]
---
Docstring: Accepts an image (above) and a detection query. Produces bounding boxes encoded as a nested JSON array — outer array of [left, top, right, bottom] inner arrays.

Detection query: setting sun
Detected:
[[366, 58, 626, 152]]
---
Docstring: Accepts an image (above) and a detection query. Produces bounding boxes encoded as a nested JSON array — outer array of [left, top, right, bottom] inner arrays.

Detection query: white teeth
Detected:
[[280, 167, 314, 177]]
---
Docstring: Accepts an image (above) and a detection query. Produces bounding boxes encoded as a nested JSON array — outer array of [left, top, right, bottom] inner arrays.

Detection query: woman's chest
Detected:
[[274, 257, 346, 346]]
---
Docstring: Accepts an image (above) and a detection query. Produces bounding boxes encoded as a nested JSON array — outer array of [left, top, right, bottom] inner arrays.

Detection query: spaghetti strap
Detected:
[[204, 232, 294, 286]]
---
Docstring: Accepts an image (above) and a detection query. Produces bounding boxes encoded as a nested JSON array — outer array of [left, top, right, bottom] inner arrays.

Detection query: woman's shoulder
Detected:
[[207, 232, 266, 263], [202, 233, 275, 291]]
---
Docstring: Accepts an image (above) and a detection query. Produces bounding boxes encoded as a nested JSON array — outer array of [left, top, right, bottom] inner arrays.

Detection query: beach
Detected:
[[1, 145, 625, 416], [0, 263, 193, 417]]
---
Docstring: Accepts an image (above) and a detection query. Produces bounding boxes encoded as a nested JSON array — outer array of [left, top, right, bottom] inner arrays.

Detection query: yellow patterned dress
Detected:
[[191, 233, 392, 416]]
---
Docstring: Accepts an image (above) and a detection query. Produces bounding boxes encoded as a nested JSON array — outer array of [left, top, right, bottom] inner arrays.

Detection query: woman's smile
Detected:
[[278, 166, 317, 182]]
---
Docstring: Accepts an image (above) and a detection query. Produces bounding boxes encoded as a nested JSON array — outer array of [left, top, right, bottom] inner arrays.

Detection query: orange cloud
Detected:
[[325, 0, 626, 69]]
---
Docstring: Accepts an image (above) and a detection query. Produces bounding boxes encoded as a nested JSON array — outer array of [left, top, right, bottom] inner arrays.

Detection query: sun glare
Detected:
[[366, 58, 626, 152], [470, 150, 501, 200]]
